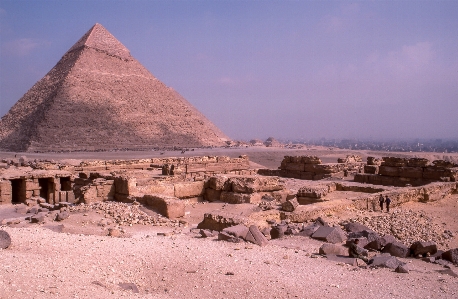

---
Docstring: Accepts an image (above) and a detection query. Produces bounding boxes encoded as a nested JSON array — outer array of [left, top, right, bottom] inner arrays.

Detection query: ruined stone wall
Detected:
[[356, 157, 458, 187], [258, 156, 364, 180]]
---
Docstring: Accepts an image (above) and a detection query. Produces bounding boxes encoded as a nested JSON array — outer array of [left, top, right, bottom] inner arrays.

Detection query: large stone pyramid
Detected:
[[0, 23, 229, 152]]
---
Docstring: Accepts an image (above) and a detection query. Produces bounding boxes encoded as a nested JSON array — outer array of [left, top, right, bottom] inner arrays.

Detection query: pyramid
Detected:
[[0, 23, 229, 152]]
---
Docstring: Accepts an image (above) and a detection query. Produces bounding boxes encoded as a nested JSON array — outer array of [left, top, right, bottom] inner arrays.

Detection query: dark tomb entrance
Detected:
[[38, 178, 53, 203], [11, 179, 26, 204], [60, 177, 72, 191]]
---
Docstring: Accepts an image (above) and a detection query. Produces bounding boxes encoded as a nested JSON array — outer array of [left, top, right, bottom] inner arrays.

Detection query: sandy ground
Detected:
[[1, 147, 458, 298]]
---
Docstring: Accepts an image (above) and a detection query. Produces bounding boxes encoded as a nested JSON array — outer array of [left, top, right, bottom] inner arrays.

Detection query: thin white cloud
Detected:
[[2, 38, 50, 57]]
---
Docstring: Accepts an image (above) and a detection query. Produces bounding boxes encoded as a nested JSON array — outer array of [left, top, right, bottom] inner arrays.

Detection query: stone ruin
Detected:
[[258, 155, 364, 180], [356, 156, 458, 187]]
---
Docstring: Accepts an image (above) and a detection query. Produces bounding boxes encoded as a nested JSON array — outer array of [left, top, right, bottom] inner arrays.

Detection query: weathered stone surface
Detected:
[[378, 166, 400, 177], [364, 165, 379, 174], [395, 264, 411, 273], [367, 157, 382, 166], [220, 192, 261, 204], [281, 198, 299, 212], [410, 241, 437, 256], [31, 212, 47, 223], [364, 235, 397, 251], [382, 241, 409, 258], [207, 176, 230, 191], [344, 222, 372, 233], [114, 177, 137, 195], [326, 255, 357, 266], [55, 211, 70, 221], [370, 254, 404, 269], [199, 229, 216, 238], [382, 157, 408, 167], [0, 230, 12, 249], [197, 211, 249, 231], [229, 176, 285, 193], [144, 194, 185, 218], [245, 225, 269, 246], [407, 158, 429, 167], [223, 225, 249, 239], [319, 243, 349, 256], [270, 225, 288, 239], [218, 232, 243, 243], [174, 181, 204, 198], [442, 248, 458, 264], [311, 226, 347, 244], [348, 230, 380, 243]]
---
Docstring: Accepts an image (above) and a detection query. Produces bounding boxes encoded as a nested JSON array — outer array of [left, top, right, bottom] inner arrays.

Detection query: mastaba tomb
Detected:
[[0, 23, 229, 152]]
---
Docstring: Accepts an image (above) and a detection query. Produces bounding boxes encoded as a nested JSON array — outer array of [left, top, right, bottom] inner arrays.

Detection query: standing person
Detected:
[[385, 195, 391, 212], [378, 194, 384, 212]]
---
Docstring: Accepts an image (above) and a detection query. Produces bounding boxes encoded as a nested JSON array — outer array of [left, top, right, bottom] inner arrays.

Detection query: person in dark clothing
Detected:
[[379, 194, 384, 211], [348, 239, 369, 264], [385, 195, 391, 212]]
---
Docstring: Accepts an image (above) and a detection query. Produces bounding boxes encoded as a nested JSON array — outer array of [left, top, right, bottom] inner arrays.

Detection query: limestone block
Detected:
[[144, 194, 185, 218], [432, 160, 454, 168], [367, 156, 382, 166], [370, 254, 404, 269], [301, 156, 322, 164], [197, 211, 250, 231], [222, 225, 249, 239], [139, 183, 174, 197], [67, 191, 76, 203], [423, 167, 447, 180], [364, 165, 379, 174], [207, 176, 230, 191], [410, 241, 437, 256], [311, 226, 347, 244], [281, 198, 299, 212], [174, 181, 205, 198], [382, 157, 408, 167], [230, 176, 285, 193], [398, 167, 423, 179], [284, 170, 301, 179], [407, 158, 429, 167], [245, 225, 269, 246], [313, 173, 332, 180], [81, 186, 98, 204], [114, 177, 137, 195], [300, 172, 314, 180], [319, 243, 349, 256], [442, 248, 458, 264], [297, 185, 330, 198], [284, 163, 305, 172], [378, 166, 400, 177], [382, 241, 409, 258], [297, 196, 327, 205]]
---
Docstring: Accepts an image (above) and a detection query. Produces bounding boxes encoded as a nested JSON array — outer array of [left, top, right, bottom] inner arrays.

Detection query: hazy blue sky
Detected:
[[1, 0, 457, 141]]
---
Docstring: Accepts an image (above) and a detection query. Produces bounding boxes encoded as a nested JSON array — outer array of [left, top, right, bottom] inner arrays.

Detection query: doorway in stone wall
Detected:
[[38, 178, 53, 203], [11, 179, 25, 204], [60, 177, 72, 191]]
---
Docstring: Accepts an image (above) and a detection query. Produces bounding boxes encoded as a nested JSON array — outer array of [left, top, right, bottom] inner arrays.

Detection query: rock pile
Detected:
[[349, 209, 453, 248]]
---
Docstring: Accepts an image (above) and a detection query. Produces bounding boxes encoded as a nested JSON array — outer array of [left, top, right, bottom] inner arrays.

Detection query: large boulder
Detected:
[[348, 230, 380, 243], [344, 222, 372, 233], [174, 181, 204, 199], [245, 225, 269, 247], [370, 254, 404, 269], [364, 235, 397, 251], [197, 211, 249, 231], [382, 241, 410, 258], [222, 225, 249, 239], [311, 226, 347, 244], [270, 225, 288, 239], [281, 198, 299, 212], [144, 194, 185, 218], [299, 223, 321, 237], [442, 248, 458, 264], [410, 241, 437, 256], [229, 176, 285, 193], [319, 243, 349, 256], [0, 230, 12, 249]]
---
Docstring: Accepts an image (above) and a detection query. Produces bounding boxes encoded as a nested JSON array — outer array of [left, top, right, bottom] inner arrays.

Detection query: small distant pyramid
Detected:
[[0, 23, 229, 152]]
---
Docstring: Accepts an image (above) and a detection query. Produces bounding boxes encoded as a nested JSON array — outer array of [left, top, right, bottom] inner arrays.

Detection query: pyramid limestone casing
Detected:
[[0, 23, 229, 152]]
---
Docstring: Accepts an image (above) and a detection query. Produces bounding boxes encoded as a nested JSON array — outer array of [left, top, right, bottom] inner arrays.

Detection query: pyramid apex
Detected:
[[67, 23, 131, 60]]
